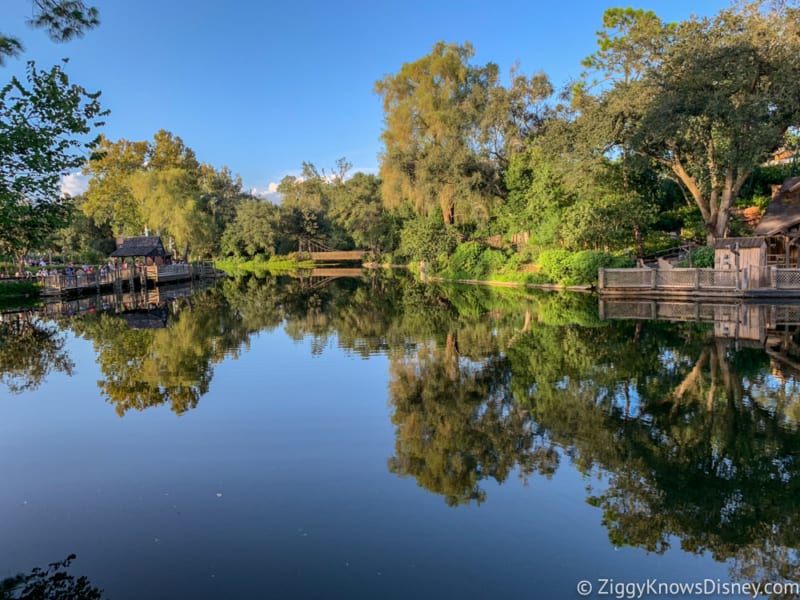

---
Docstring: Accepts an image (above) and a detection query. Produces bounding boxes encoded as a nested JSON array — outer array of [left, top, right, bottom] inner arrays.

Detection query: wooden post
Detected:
[[650, 269, 657, 289], [598, 268, 605, 291], [694, 269, 700, 290], [771, 266, 778, 289]]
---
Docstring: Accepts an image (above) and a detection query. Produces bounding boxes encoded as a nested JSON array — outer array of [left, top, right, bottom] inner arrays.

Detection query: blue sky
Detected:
[[6, 0, 731, 196]]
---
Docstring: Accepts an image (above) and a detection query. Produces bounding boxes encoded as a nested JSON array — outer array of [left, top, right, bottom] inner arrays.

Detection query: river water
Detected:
[[0, 273, 798, 599]]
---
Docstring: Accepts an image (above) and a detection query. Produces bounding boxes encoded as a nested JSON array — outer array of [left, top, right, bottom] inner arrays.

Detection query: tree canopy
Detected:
[[580, 1, 800, 242], [0, 60, 105, 269]]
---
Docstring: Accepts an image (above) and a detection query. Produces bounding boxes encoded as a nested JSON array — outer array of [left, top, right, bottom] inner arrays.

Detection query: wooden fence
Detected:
[[599, 266, 800, 296]]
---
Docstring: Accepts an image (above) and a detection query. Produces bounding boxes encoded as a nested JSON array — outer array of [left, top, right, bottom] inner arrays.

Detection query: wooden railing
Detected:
[[600, 267, 800, 294]]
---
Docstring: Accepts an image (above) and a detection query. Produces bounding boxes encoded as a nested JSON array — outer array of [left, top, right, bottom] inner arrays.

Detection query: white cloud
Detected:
[[249, 184, 283, 204], [60, 172, 88, 197]]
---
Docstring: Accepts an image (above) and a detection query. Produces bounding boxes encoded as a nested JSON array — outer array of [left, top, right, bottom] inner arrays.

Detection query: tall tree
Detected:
[[375, 41, 501, 225], [0, 60, 105, 271], [83, 130, 244, 257], [590, 1, 800, 243], [578, 7, 672, 254], [82, 134, 149, 235]]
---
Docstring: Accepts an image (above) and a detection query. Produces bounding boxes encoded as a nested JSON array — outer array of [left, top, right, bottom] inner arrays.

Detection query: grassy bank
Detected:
[[424, 243, 634, 288]]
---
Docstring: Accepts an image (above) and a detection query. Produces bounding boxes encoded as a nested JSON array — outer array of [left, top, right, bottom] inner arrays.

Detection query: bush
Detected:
[[536, 249, 572, 283], [441, 242, 509, 279], [536, 249, 632, 286], [677, 246, 714, 268], [398, 216, 461, 263]]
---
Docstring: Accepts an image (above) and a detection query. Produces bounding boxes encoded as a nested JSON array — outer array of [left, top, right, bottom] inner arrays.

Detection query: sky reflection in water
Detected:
[[1, 274, 797, 599]]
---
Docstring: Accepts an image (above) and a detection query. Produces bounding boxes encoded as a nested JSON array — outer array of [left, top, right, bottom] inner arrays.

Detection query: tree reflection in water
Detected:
[[2, 275, 800, 589], [0, 313, 74, 393], [0, 555, 105, 600]]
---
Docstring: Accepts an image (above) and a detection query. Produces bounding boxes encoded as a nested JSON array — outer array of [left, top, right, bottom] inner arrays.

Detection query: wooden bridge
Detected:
[[300, 240, 368, 262]]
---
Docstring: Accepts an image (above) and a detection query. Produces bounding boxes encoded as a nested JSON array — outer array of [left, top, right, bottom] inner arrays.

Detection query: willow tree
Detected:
[[592, 1, 800, 243], [83, 130, 243, 256], [375, 42, 500, 225]]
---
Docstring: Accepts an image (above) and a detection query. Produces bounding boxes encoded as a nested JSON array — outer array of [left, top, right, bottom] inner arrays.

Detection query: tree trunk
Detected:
[[633, 221, 644, 258], [15, 250, 27, 278]]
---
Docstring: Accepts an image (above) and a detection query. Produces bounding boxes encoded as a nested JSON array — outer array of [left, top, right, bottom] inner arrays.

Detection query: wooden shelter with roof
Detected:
[[110, 236, 172, 266], [713, 237, 768, 289], [752, 176, 800, 266]]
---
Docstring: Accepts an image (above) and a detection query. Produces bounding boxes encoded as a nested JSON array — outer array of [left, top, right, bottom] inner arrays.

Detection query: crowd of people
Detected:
[[9, 259, 136, 280]]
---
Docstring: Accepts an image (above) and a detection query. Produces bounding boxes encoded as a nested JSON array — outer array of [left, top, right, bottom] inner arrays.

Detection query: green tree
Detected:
[[375, 41, 502, 225], [0, 1, 99, 66], [0, 60, 105, 272], [52, 194, 114, 260], [592, 2, 800, 242], [198, 163, 247, 247], [83, 130, 244, 258], [578, 7, 671, 254], [220, 198, 278, 257], [128, 167, 216, 258], [81, 134, 149, 234], [328, 172, 391, 254]]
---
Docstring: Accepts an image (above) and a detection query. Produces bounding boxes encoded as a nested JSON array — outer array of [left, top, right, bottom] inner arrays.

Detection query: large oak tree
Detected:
[[586, 1, 800, 243]]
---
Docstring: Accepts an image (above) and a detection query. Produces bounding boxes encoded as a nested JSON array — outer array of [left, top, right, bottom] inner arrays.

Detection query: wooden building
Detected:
[[752, 176, 800, 266], [110, 236, 172, 266], [713, 237, 767, 288]]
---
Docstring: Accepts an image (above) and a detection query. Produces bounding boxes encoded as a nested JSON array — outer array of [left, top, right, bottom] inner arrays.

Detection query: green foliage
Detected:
[[0, 61, 105, 271], [0, 1, 99, 66], [535, 249, 572, 283], [215, 254, 316, 276], [588, 1, 800, 241], [220, 199, 277, 258], [328, 172, 394, 253], [83, 130, 247, 258], [397, 214, 460, 263], [0, 316, 73, 393], [440, 242, 508, 279], [0, 281, 40, 298], [376, 41, 551, 225], [537, 249, 632, 285], [642, 232, 681, 255], [677, 246, 714, 268]]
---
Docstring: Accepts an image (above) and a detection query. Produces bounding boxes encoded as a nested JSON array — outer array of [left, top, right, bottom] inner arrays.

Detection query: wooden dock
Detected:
[[39, 262, 221, 297]]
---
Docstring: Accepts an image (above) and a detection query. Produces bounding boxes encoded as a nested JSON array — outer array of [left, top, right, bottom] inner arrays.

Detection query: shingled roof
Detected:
[[753, 177, 800, 236], [713, 237, 766, 249], [110, 236, 169, 258]]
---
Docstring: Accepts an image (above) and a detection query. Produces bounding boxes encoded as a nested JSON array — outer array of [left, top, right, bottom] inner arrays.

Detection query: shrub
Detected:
[[536, 249, 572, 283], [442, 242, 509, 279], [677, 246, 714, 268], [398, 216, 461, 263], [536, 249, 632, 286]]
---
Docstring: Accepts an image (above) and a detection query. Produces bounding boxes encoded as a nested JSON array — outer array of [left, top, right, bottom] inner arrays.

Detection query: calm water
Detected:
[[1, 274, 799, 599]]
